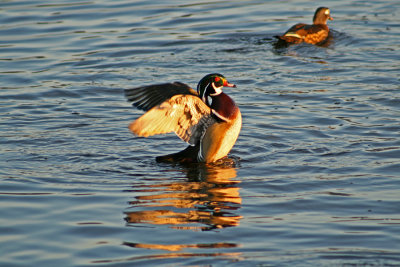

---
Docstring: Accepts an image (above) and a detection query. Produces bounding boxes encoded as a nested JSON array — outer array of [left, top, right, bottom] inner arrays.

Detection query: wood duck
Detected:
[[124, 73, 242, 164], [275, 7, 333, 45]]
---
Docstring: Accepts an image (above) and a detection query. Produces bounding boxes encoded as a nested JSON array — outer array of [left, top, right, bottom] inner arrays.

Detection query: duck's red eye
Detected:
[[214, 77, 220, 82]]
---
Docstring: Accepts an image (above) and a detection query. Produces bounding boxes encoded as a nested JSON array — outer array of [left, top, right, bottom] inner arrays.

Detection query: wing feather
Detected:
[[279, 23, 328, 44], [284, 23, 307, 36], [129, 94, 216, 145], [125, 82, 198, 111]]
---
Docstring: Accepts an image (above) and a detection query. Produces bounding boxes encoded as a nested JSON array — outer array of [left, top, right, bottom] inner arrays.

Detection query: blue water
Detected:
[[1, 0, 399, 266]]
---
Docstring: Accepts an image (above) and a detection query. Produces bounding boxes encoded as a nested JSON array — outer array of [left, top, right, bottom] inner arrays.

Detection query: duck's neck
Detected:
[[314, 17, 327, 25]]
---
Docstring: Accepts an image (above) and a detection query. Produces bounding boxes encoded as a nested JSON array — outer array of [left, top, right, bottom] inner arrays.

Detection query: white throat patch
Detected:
[[210, 82, 222, 96], [201, 82, 211, 103]]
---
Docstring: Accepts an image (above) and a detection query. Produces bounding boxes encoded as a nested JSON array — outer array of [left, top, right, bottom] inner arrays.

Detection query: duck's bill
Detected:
[[224, 82, 237, 88]]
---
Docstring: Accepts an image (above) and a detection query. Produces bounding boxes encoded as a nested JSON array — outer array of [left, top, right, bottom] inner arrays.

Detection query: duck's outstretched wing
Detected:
[[128, 94, 217, 146], [124, 82, 198, 111]]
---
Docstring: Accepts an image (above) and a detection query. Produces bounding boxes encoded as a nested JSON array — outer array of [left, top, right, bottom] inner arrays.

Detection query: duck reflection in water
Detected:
[[124, 159, 242, 231]]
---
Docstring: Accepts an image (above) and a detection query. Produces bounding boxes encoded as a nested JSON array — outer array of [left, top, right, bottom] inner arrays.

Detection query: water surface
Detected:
[[1, 0, 399, 266]]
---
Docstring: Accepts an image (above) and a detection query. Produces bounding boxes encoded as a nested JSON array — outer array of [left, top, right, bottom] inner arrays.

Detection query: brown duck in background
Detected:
[[275, 7, 333, 46], [124, 73, 241, 164]]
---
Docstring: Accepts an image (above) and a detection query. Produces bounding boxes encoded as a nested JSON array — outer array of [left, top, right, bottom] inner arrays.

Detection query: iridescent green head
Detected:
[[197, 73, 236, 104]]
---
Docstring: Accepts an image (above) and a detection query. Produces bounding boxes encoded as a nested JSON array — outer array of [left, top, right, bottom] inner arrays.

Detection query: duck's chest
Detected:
[[209, 92, 239, 122]]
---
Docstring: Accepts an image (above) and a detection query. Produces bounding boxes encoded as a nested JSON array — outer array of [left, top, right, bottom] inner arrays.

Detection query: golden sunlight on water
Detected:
[[125, 161, 242, 233], [123, 242, 239, 252]]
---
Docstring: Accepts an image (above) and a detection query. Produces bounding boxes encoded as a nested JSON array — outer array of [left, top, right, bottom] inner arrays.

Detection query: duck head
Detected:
[[197, 73, 236, 105], [313, 7, 333, 25]]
